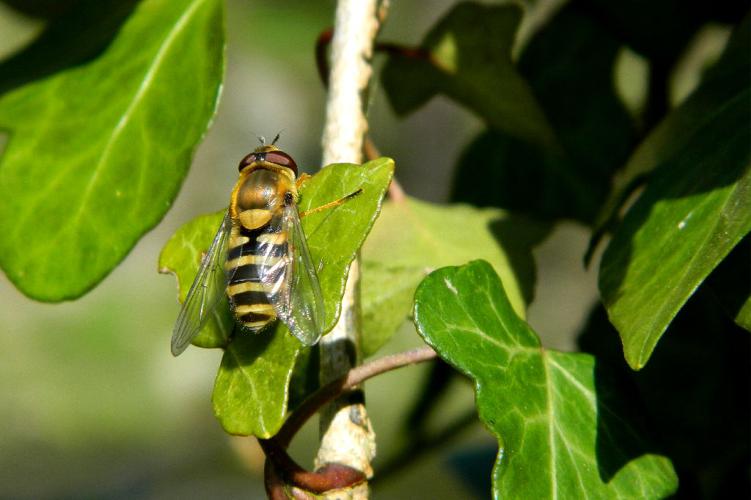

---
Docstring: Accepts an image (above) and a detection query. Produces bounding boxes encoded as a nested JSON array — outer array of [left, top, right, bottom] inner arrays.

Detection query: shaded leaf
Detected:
[[361, 261, 425, 357], [0, 0, 225, 301], [381, 2, 558, 150], [0, 0, 140, 96], [578, 293, 750, 499], [361, 197, 547, 356], [588, 17, 750, 261], [599, 89, 750, 370], [161, 158, 393, 437], [414, 261, 678, 498]]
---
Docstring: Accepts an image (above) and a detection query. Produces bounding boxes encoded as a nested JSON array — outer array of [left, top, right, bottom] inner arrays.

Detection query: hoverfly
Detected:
[[171, 139, 354, 356]]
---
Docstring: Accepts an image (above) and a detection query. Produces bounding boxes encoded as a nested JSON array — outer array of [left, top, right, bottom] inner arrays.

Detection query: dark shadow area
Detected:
[[706, 233, 750, 325], [1, 0, 80, 18], [446, 442, 496, 499], [225, 324, 276, 366], [580, 307, 669, 482], [288, 343, 319, 411], [579, 285, 750, 498], [0, 0, 141, 96], [451, 3, 636, 226], [404, 358, 456, 433]]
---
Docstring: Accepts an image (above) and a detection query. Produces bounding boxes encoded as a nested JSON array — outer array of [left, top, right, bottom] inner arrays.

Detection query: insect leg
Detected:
[[298, 188, 363, 218]]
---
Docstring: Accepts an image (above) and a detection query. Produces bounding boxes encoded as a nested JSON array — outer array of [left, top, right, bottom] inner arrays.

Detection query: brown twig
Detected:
[[260, 346, 438, 493]]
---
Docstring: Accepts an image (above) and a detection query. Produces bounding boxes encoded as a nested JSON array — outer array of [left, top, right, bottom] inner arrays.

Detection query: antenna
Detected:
[[257, 135, 266, 146], [271, 131, 283, 145]]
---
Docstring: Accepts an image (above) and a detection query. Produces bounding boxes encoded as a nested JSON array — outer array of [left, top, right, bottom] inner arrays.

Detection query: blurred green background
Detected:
[[0, 0, 731, 498]]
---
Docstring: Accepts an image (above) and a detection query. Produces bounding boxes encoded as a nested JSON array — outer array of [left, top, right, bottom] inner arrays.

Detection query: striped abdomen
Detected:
[[226, 167, 294, 331]]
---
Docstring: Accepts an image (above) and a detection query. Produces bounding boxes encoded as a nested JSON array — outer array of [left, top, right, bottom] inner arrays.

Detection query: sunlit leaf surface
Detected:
[[0, 0, 225, 300], [599, 90, 750, 370], [414, 261, 678, 498]]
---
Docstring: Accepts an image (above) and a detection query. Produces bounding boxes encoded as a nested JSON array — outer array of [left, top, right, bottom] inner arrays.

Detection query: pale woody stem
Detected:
[[316, 0, 385, 497]]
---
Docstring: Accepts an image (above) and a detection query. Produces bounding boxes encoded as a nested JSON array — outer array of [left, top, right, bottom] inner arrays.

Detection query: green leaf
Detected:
[[158, 210, 232, 349], [0, 0, 225, 301], [361, 197, 547, 357], [599, 89, 751, 370], [360, 261, 426, 357], [160, 158, 393, 437], [212, 328, 302, 439], [414, 261, 678, 498], [381, 2, 558, 150], [297, 159, 394, 331], [587, 17, 750, 261]]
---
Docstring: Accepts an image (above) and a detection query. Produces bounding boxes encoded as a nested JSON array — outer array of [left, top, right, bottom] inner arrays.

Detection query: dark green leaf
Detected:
[[162, 158, 393, 437], [578, 293, 750, 499], [381, 2, 558, 150], [414, 261, 678, 498], [0, 0, 225, 301], [361, 197, 546, 357], [588, 17, 750, 261], [599, 89, 751, 370]]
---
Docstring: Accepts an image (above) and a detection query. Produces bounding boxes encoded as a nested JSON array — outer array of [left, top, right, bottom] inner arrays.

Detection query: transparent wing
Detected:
[[258, 205, 324, 346], [171, 213, 232, 356]]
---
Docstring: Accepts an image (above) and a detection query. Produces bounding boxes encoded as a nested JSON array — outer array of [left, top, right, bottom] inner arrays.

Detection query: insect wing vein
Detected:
[[280, 205, 324, 345], [171, 213, 232, 356]]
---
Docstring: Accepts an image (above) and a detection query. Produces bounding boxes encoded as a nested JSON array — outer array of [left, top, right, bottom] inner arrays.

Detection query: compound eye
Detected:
[[238, 153, 261, 171], [265, 150, 298, 175]]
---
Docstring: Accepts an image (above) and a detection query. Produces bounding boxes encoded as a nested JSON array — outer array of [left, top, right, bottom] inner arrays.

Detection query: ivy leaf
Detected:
[[158, 210, 232, 348], [212, 327, 303, 438], [0, 0, 225, 301], [160, 158, 393, 437], [361, 197, 547, 357], [587, 17, 750, 261], [381, 1, 558, 151], [599, 90, 751, 370], [414, 260, 678, 498]]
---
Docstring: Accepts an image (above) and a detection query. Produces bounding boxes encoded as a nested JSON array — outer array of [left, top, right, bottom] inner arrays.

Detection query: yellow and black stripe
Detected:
[[225, 214, 287, 330]]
